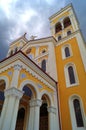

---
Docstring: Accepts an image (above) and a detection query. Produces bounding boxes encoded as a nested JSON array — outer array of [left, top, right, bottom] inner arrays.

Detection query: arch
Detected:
[[15, 107, 25, 130], [19, 79, 39, 99], [41, 59, 46, 72], [61, 44, 72, 59], [0, 76, 9, 89], [63, 17, 71, 28], [64, 63, 79, 87], [40, 90, 54, 107], [55, 22, 62, 33], [69, 95, 85, 129]]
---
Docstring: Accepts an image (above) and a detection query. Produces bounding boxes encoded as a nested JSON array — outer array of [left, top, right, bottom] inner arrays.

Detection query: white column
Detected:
[[61, 21, 65, 37], [48, 106, 60, 130], [0, 96, 9, 129], [10, 64, 22, 88], [27, 99, 42, 130], [0, 87, 23, 130]]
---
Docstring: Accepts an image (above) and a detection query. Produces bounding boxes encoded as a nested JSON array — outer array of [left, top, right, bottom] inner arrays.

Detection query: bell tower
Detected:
[[49, 4, 79, 41]]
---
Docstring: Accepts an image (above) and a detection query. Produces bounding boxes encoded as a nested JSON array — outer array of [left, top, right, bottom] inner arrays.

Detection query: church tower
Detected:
[[49, 4, 86, 130]]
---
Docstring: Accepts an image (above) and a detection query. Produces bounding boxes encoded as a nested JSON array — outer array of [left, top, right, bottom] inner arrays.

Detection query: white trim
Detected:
[[34, 52, 48, 61], [0, 52, 56, 89], [61, 43, 73, 60], [69, 94, 86, 130], [19, 79, 40, 99], [76, 32, 86, 71], [40, 90, 54, 107], [64, 62, 79, 87]]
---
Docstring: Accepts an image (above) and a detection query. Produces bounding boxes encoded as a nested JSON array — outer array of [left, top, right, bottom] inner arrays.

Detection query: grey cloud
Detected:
[[0, 0, 86, 60]]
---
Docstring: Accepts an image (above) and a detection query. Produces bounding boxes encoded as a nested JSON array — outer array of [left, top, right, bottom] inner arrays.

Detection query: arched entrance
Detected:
[[40, 95, 49, 130], [15, 84, 34, 130], [15, 108, 25, 130], [0, 80, 6, 115]]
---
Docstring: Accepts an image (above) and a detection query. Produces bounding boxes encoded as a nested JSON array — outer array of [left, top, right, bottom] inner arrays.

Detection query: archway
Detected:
[[40, 94, 50, 130], [15, 84, 35, 130], [0, 80, 6, 115], [15, 108, 25, 130]]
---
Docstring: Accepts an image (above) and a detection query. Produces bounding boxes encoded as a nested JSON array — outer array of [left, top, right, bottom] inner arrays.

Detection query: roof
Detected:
[[0, 51, 57, 86]]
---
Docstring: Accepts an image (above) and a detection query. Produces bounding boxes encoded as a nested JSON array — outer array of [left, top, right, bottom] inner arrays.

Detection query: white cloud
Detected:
[[0, 0, 19, 19], [20, 9, 37, 23], [44, 0, 56, 5]]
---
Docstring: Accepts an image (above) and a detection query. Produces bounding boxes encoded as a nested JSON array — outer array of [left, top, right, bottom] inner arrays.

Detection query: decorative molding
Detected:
[[0, 56, 56, 90], [38, 84, 43, 89], [4, 87, 24, 99], [48, 106, 56, 114], [8, 71, 12, 76], [34, 52, 48, 61], [20, 73, 26, 79], [29, 99, 42, 107], [64, 62, 79, 88], [14, 64, 22, 71]]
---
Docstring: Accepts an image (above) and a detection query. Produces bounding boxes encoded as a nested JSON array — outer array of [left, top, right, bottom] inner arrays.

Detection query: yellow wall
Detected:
[[55, 37, 86, 130]]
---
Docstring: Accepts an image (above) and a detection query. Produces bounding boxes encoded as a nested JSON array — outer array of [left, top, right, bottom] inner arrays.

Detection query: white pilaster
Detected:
[[69, 9, 79, 31], [35, 46, 39, 57], [76, 32, 86, 72], [10, 64, 22, 88], [48, 106, 60, 130], [27, 99, 42, 130], [0, 87, 23, 130], [48, 43, 57, 81]]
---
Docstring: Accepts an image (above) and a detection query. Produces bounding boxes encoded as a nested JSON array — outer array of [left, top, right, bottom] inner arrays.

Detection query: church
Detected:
[[0, 4, 86, 130]]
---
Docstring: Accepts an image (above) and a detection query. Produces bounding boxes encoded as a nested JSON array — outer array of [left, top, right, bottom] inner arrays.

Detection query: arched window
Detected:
[[73, 99, 84, 127], [58, 35, 62, 41], [67, 30, 71, 35], [55, 22, 62, 33], [65, 47, 70, 57], [41, 59, 46, 72], [63, 17, 71, 28], [68, 66, 75, 84]]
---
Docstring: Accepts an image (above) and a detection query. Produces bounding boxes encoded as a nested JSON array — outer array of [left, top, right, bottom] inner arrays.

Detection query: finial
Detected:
[[30, 35, 37, 40], [24, 32, 27, 37]]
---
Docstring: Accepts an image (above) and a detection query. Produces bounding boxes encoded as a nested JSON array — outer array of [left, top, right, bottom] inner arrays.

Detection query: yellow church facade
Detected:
[[0, 4, 86, 130]]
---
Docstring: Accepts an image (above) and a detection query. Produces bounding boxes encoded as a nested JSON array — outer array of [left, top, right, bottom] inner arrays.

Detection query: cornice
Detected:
[[0, 51, 57, 89], [49, 4, 72, 21], [34, 52, 49, 61], [10, 34, 28, 46], [22, 36, 57, 51]]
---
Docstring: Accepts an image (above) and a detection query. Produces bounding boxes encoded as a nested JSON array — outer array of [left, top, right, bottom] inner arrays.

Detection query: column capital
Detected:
[[29, 99, 42, 107], [4, 87, 24, 99], [48, 106, 56, 114], [14, 64, 22, 71]]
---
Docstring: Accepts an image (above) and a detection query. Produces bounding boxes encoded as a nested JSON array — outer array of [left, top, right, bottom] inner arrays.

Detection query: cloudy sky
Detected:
[[0, 0, 86, 60]]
